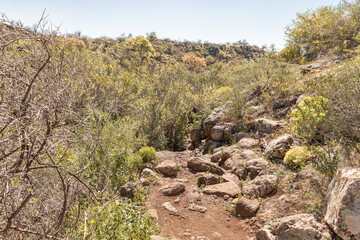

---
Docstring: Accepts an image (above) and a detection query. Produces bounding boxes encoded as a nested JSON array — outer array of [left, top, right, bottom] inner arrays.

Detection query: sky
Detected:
[[1, 0, 341, 49]]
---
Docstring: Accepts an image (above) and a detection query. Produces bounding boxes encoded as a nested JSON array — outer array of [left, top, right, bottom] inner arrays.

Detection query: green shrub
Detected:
[[76, 200, 159, 239], [284, 146, 311, 167], [311, 144, 339, 179], [289, 96, 329, 142], [139, 146, 157, 163], [279, 45, 302, 63]]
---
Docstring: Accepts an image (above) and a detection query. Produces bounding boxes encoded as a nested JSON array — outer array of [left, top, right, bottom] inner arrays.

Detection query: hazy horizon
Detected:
[[1, 0, 341, 49]]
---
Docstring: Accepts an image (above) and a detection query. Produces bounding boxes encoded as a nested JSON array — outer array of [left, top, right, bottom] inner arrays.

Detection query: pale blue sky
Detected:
[[1, 0, 341, 48]]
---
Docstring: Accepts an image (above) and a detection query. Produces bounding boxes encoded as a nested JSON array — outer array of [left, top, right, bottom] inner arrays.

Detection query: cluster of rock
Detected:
[[142, 96, 360, 240]]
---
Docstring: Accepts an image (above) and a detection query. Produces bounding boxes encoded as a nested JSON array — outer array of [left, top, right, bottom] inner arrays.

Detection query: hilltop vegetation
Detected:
[[0, 0, 360, 239]]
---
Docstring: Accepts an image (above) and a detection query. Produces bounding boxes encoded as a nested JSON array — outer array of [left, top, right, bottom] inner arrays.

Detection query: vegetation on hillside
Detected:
[[1, 0, 360, 238]]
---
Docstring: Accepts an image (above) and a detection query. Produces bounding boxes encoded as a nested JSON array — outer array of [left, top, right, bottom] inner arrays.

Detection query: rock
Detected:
[[139, 177, 150, 186], [211, 232, 222, 240], [149, 209, 159, 220], [120, 182, 136, 197], [197, 173, 221, 186], [264, 134, 293, 160], [294, 169, 326, 191], [174, 198, 180, 204], [211, 145, 237, 164], [245, 158, 269, 179], [238, 137, 259, 148], [189, 190, 202, 201], [151, 235, 166, 240], [203, 181, 241, 197], [222, 172, 240, 184], [223, 154, 247, 171], [272, 95, 298, 111], [209, 140, 223, 153], [159, 182, 185, 196], [243, 105, 266, 120], [188, 204, 207, 213], [240, 149, 259, 160], [140, 162, 155, 171], [235, 197, 260, 217], [192, 236, 209, 240], [141, 168, 157, 178], [256, 214, 331, 240], [155, 160, 178, 177], [188, 157, 225, 175], [242, 175, 277, 198], [203, 106, 226, 138], [250, 118, 286, 134], [162, 202, 178, 215], [324, 168, 360, 240], [191, 129, 202, 148], [211, 122, 237, 141]]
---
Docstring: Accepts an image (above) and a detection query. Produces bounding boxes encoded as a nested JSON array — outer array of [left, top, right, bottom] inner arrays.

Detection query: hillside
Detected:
[[0, 1, 360, 239]]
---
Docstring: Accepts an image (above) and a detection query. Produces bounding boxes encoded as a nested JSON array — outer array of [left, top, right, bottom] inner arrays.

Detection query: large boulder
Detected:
[[159, 182, 185, 196], [264, 134, 293, 160], [203, 106, 226, 138], [242, 175, 277, 198], [155, 160, 178, 177], [202, 182, 241, 197], [188, 157, 225, 175], [250, 118, 286, 135], [236, 197, 260, 218], [324, 168, 360, 240], [211, 122, 237, 142], [256, 214, 331, 240]]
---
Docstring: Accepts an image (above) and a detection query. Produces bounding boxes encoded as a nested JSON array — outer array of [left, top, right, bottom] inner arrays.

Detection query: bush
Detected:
[[139, 146, 157, 163], [289, 96, 329, 143], [182, 52, 206, 71], [75, 200, 159, 239], [284, 146, 311, 167], [311, 144, 339, 178]]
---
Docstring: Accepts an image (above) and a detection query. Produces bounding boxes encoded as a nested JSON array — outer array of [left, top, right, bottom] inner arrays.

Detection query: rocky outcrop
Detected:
[[250, 118, 286, 135], [188, 157, 225, 175], [159, 182, 186, 196], [211, 122, 237, 142], [202, 182, 241, 197], [264, 134, 293, 160], [203, 106, 226, 138], [155, 160, 178, 177], [256, 214, 331, 240], [235, 197, 260, 217], [242, 175, 277, 198], [324, 168, 360, 240]]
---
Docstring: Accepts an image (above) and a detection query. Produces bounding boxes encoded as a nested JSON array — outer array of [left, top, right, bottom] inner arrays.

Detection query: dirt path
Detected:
[[145, 151, 252, 240]]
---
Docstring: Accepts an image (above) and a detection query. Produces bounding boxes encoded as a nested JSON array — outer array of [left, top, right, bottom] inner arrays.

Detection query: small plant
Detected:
[[289, 96, 329, 143], [139, 146, 157, 163], [284, 146, 311, 168]]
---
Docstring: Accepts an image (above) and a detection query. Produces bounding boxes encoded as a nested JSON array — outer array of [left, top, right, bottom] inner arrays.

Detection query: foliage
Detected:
[[289, 96, 329, 142], [75, 200, 158, 240], [311, 143, 339, 179], [182, 52, 206, 71], [285, 1, 360, 60], [127, 36, 156, 60], [139, 146, 157, 163], [310, 56, 360, 148], [284, 146, 311, 167], [278, 44, 303, 63]]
